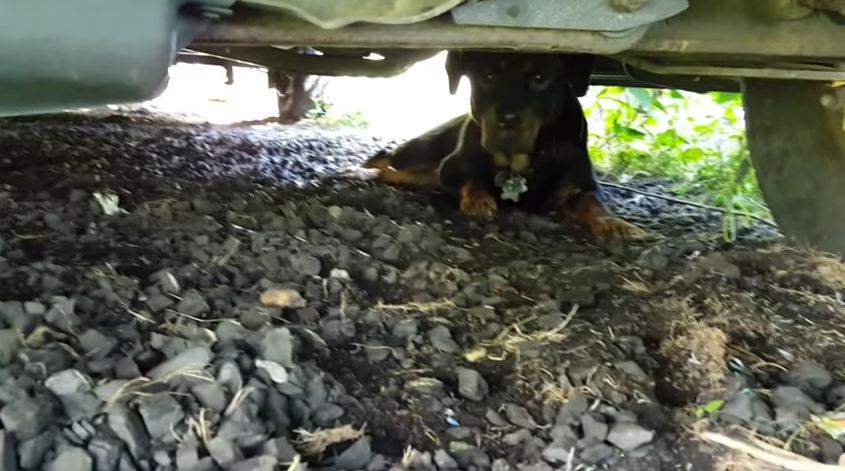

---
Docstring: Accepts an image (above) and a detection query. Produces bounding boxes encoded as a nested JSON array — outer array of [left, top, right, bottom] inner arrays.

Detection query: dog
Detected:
[[358, 51, 642, 239]]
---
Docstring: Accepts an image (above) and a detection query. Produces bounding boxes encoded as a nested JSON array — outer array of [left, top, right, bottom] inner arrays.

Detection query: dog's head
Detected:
[[446, 51, 594, 171]]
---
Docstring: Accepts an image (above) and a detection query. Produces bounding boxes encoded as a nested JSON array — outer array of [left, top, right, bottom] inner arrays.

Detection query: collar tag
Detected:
[[495, 172, 528, 202]]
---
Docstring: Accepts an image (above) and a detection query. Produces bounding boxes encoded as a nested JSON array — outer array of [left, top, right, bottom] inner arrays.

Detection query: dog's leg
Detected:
[[459, 181, 497, 218], [557, 188, 644, 239]]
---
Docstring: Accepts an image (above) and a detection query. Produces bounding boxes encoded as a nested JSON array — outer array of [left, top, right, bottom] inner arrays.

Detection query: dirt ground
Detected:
[[0, 111, 844, 471]]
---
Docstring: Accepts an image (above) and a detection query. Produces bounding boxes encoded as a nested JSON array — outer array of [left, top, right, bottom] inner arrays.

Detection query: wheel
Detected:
[[743, 79, 845, 255]]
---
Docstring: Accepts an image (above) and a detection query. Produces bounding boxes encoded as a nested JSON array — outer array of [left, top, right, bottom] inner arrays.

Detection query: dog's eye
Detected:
[[480, 73, 495, 85], [530, 74, 550, 89]]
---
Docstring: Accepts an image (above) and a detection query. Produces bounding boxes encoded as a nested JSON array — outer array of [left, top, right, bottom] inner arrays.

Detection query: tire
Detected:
[[743, 79, 845, 255]]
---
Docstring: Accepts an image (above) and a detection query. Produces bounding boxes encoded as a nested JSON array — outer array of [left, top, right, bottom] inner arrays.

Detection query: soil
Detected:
[[0, 110, 844, 471]]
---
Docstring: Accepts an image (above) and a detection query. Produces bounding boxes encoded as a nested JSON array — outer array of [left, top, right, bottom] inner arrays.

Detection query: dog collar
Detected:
[[495, 171, 528, 202]]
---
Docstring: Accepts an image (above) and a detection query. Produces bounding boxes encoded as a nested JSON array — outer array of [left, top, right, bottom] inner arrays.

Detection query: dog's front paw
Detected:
[[588, 216, 645, 239], [460, 183, 497, 219]]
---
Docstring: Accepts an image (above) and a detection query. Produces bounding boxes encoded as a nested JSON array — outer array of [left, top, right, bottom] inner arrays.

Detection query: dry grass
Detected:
[[295, 424, 366, 456], [659, 298, 728, 395], [702, 429, 845, 471], [374, 299, 458, 314], [104, 367, 214, 409], [477, 305, 578, 361]]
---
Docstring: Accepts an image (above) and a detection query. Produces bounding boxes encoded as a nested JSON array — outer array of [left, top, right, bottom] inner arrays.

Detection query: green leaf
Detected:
[[694, 399, 725, 418]]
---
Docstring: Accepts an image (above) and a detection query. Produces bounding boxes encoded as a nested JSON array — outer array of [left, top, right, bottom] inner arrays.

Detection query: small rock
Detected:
[[45, 296, 79, 330], [207, 436, 243, 468], [313, 403, 345, 427], [772, 386, 825, 417], [230, 456, 278, 471], [321, 319, 356, 346], [579, 443, 615, 464], [88, 434, 123, 471], [45, 369, 101, 421], [147, 346, 211, 380], [152, 270, 181, 294], [136, 393, 185, 442], [262, 437, 298, 463], [391, 319, 418, 340], [175, 290, 209, 317], [505, 404, 537, 429], [49, 448, 92, 471], [0, 330, 19, 365], [260, 289, 306, 309], [492, 458, 511, 471], [0, 431, 17, 471], [581, 414, 608, 441], [107, 406, 150, 461], [1, 396, 52, 440], [434, 449, 459, 469], [23, 301, 45, 316], [449, 442, 490, 468], [606, 423, 654, 450], [457, 368, 488, 402], [261, 328, 295, 367], [79, 329, 118, 360], [289, 253, 321, 276], [541, 444, 574, 463], [176, 441, 200, 469], [0, 301, 32, 332], [428, 326, 460, 353], [486, 409, 509, 427], [334, 437, 372, 470], [18, 430, 53, 470], [614, 360, 651, 384], [256, 359, 289, 384], [191, 383, 227, 414], [556, 393, 589, 426], [721, 392, 754, 423], [787, 361, 832, 393]]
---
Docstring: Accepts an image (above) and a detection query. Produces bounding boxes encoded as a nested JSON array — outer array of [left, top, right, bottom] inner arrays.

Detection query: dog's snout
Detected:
[[498, 113, 522, 129]]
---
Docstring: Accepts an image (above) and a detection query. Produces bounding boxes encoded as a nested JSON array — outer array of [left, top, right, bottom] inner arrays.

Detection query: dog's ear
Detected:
[[560, 54, 595, 97], [445, 50, 467, 95]]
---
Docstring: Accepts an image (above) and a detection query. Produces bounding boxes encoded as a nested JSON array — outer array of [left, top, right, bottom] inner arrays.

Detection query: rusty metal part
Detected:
[[242, 0, 464, 29], [618, 55, 845, 81], [194, 3, 845, 63], [190, 45, 439, 77]]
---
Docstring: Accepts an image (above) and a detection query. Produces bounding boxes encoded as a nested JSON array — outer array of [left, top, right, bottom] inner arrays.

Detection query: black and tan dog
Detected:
[[357, 51, 642, 238]]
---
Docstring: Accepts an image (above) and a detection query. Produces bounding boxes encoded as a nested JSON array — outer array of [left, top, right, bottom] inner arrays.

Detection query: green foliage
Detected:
[[306, 96, 369, 129], [586, 86, 770, 240]]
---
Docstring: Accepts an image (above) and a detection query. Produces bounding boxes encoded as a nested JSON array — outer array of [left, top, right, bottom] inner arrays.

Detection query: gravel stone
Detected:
[[207, 436, 243, 468], [457, 368, 488, 402], [542, 444, 574, 463], [261, 328, 295, 367], [334, 437, 372, 470], [579, 443, 615, 464], [606, 423, 654, 450], [580, 413, 609, 441], [449, 442, 490, 469], [290, 253, 321, 276], [313, 403, 345, 426], [1, 396, 52, 440], [107, 406, 150, 461], [391, 319, 418, 340], [49, 448, 92, 471], [434, 449, 459, 469], [428, 326, 460, 353], [230, 456, 278, 471], [175, 289, 210, 317], [44, 296, 79, 330], [699, 252, 741, 279], [45, 369, 101, 421], [87, 435, 123, 471], [191, 383, 227, 414], [147, 346, 212, 380], [505, 404, 538, 429], [556, 393, 589, 426], [0, 431, 17, 471], [787, 361, 832, 393], [18, 430, 53, 470], [79, 329, 118, 360], [136, 393, 185, 442], [0, 331, 19, 366], [262, 437, 298, 463]]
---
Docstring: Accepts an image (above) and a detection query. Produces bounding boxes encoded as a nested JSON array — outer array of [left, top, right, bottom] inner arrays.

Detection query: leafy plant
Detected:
[[586, 87, 770, 240], [306, 96, 369, 129]]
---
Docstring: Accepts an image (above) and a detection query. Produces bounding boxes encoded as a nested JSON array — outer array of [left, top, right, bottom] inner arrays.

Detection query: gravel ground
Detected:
[[0, 111, 844, 471]]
